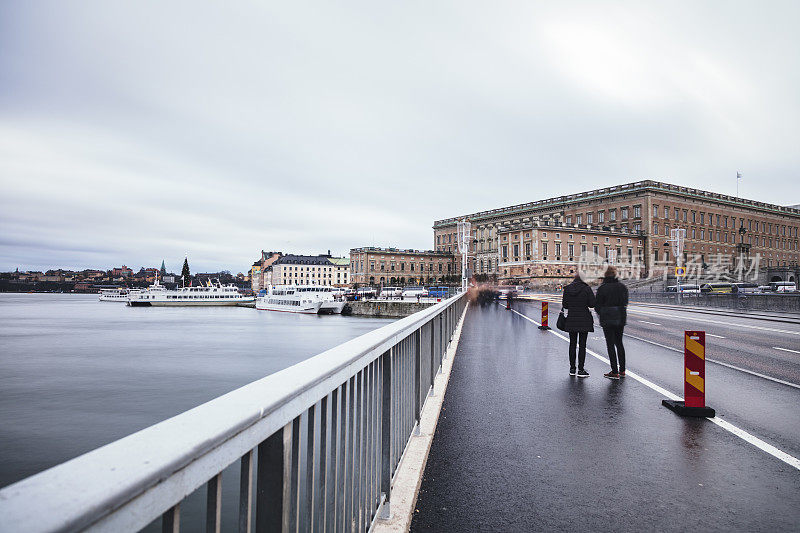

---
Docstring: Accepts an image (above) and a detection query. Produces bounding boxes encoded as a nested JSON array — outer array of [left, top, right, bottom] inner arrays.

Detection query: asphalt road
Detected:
[[520, 296, 800, 459], [411, 301, 800, 532]]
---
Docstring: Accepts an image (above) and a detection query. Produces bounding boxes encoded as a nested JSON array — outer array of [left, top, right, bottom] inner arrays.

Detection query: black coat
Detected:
[[595, 277, 629, 328], [561, 279, 595, 332]]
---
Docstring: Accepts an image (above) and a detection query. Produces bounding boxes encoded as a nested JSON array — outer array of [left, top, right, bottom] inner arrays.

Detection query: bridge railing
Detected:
[[0, 292, 468, 533]]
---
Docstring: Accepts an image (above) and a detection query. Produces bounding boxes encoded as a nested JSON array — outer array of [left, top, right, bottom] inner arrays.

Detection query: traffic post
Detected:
[[662, 330, 716, 417], [538, 301, 551, 330]]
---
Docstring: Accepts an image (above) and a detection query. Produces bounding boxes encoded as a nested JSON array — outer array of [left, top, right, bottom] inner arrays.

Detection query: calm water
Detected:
[[0, 293, 392, 490]]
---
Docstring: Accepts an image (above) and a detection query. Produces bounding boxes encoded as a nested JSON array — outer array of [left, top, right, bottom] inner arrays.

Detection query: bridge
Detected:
[[1, 292, 799, 531]]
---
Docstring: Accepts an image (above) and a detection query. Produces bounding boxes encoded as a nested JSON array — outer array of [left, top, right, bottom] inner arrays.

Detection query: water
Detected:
[[0, 293, 392, 490]]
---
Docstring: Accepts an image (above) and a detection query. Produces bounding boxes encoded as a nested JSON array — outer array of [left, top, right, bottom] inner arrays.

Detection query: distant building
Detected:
[[328, 257, 351, 287], [495, 218, 644, 287], [349, 247, 454, 286], [250, 251, 283, 291], [434, 180, 800, 280], [111, 266, 133, 278], [265, 253, 350, 287]]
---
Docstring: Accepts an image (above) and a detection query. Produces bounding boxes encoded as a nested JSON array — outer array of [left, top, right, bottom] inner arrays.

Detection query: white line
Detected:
[[623, 332, 800, 390], [638, 320, 662, 326], [706, 333, 726, 339], [510, 307, 800, 471], [774, 346, 800, 355]]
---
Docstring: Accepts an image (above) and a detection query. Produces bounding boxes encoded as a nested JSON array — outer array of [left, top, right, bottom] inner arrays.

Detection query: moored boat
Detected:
[[99, 288, 139, 302], [255, 285, 323, 314], [127, 280, 254, 306]]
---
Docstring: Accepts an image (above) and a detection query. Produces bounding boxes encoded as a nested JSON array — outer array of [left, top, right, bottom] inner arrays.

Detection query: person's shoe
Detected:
[[604, 371, 620, 380], [619, 371, 626, 377], [569, 367, 577, 376], [577, 369, 589, 378]]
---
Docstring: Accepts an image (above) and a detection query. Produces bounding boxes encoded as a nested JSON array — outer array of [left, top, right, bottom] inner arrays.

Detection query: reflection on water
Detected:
[[0, 293, 391, 489]]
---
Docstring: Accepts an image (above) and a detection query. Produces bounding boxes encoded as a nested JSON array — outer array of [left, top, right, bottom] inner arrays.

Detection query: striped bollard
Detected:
[[538, 301, 550, 330], [662, 330, 715, 417]]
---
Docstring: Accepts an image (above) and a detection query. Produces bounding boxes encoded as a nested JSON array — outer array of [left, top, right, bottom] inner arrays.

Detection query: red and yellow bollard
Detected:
[[538, 301, 550, 330], [662, 330, 715, 417]]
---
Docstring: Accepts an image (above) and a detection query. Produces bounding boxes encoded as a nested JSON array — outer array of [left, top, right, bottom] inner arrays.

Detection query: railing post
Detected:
[[162, 503, 180, 533], [314, 396, 328, 533], [239, 450, 254, 533], [255, 425, 287, 533], [379, 349, 392, 519], [413, 329, 421, 436], [206, 473, 222, 533], [429, 320, 436, 396], [299, 407, 315, 532]]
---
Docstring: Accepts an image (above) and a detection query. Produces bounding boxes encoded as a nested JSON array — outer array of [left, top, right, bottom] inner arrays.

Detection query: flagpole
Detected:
[[736, 171, 742, 198]]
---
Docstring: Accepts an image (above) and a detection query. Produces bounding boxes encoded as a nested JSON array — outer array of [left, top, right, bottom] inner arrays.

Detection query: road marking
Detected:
[[706, 333, 725, 339], [510, 307, 800, 471], [627, 308, 800, 336], [623, 332, 800, 390], [638, 320, 662, 326], [773, 346, 800, 354]]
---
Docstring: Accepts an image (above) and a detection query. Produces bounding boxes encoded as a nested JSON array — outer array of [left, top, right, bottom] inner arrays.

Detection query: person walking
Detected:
[[561, 274, 596, 377], [595, 266, 629, 379]]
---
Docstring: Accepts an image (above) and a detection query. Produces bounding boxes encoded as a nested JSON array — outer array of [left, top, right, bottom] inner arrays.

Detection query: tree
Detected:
[[181, 258, 191, 286]]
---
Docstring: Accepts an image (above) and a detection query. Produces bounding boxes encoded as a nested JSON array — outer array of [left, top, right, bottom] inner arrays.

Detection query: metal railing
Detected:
[[0, 293, 468, 533]]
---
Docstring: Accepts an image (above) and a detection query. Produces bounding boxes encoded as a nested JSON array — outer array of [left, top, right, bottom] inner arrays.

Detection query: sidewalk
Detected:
[[410, 303, 800, 532]]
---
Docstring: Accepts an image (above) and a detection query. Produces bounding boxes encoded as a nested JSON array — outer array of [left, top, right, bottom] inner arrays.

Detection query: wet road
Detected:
[[520, 296, 800, 459], [411, 302, 800, 532]]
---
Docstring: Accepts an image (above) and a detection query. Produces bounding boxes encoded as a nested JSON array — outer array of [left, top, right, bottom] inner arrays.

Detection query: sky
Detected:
[[1, 1, 799, 273]]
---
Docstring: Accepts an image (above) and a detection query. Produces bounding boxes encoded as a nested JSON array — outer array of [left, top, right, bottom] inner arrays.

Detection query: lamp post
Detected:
[[737, 222, 749, 281]]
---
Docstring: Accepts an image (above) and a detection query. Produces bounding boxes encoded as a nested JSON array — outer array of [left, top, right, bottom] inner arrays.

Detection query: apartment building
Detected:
[[349, 247, 454, 286], [434, 180, 800, 281], [264, 254, 350, 288]]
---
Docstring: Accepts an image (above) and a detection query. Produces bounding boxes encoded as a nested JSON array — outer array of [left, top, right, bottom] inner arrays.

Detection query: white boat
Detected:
[[256, 286, 323, 314], [127, 280, 254, 306], [99, 288, 138, 302], [288, 285, 347, 314]]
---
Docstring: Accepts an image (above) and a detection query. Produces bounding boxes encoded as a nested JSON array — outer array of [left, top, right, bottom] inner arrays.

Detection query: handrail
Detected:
[[0, 292, 468, 532]]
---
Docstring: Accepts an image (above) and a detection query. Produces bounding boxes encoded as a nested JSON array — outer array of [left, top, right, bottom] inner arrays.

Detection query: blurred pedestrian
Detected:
[[562, 274, 595, 377], [595, 266, 629, 379]]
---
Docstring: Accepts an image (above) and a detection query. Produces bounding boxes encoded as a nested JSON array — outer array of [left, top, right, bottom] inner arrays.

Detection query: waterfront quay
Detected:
[[1, 291, 798, 531]]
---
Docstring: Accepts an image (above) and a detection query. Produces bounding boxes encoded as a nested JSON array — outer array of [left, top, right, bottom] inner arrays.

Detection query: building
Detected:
[[495, 218, 644, 286], [111, 266, 133, 278], [433, 180, 800, 283], [349, 247, 454, 286], [249, 251, 283, 291], [328, 257, 351, 287], [265, 253, 350, 287]]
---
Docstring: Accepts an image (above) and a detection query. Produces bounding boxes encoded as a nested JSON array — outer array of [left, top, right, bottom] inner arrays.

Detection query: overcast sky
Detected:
[[1, 1, 798, 273]]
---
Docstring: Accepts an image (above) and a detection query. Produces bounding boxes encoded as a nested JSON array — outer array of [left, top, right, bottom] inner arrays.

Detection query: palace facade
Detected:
[[433, 180, 800, 285]]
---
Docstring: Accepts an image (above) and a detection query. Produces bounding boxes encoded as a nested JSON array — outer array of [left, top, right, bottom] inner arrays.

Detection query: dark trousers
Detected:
[[603, 326, 626, 373], [568, 332, 588, 370]]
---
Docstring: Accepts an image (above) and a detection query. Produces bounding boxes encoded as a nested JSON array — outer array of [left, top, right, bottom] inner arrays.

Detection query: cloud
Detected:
[[1, 1, 798, 271]]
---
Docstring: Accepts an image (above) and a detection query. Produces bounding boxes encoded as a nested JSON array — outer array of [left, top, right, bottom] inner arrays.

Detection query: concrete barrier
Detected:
[[629, 293, 800, 313]]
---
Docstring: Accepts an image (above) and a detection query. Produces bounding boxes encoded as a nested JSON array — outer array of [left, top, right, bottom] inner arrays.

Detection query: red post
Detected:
[[538, 301, 550, 330], [684, 331, 706, 408], [506, 295, 511, 309]]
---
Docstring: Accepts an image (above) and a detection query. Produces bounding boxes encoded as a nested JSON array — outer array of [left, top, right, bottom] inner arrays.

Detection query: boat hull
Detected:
[[319, 301, 347, 314], [255, 299, 322, 314]]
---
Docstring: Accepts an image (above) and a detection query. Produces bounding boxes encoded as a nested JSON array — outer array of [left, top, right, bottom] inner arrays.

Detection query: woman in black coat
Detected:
[[561, 275, 596, 377]]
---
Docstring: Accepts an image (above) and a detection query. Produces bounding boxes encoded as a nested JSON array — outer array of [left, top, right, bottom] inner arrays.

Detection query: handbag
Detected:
[[556, 309, 567, 331]]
